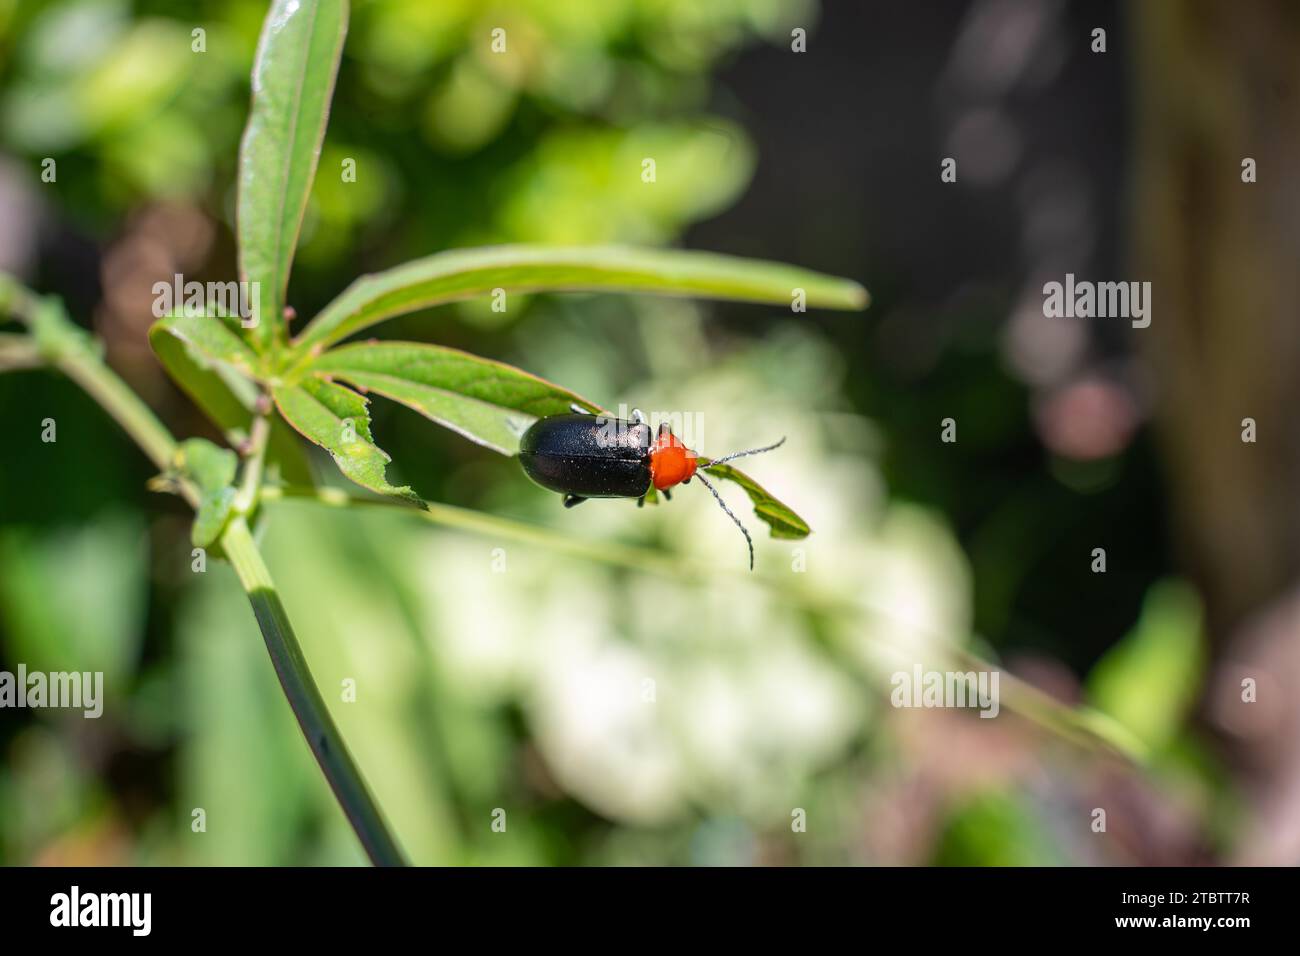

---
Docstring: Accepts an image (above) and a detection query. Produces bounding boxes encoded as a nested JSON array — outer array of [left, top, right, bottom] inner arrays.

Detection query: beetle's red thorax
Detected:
[[649, 430, 698, 490]]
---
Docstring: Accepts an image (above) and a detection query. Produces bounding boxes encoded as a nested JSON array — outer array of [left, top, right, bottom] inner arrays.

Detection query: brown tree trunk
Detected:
[[1131, 0, 1300, 863]]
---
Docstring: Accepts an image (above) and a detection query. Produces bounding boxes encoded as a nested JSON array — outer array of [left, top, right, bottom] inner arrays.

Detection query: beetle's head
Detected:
[[645, 421, 788, 571], [649, 422, 698, 491]]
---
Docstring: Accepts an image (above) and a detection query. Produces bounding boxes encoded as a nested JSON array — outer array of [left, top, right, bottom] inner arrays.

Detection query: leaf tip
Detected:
[[391, 486, 428, 510]]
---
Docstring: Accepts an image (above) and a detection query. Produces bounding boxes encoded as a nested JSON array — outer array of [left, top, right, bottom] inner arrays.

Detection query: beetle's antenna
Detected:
[[698, 436, 786, 470], [693, 471, 754, 570]]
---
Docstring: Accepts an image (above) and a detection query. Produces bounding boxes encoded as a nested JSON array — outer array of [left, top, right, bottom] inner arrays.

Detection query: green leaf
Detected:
[[175, 438, 239, 548], [150, 320, 254, 423], [238, 0, 349, 349], [177, 437, 239, 491], [149, 320, 314, 486], [301, 340, 803, 529], [309, 341, 601, 455], [300, 375, 375, 443], [149, 312, 261, 378], [272, 381, 424, 508], [699, 463, 810, 539], [1085, 580, 1204, 752], [288, 245, 868, 359], [192, 487, 238, 549]]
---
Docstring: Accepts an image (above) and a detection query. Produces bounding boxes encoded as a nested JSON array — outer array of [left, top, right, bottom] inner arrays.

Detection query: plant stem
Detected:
[[2, 277, 408, 864], [262, 483, 686, 577], [0, 332, 44, 370], [234, 409, 271, 514], [3, 281, 191, 502], [262, 485, 1143, 763], [54, 336, 182, 480], [220, 516, 408, 866]]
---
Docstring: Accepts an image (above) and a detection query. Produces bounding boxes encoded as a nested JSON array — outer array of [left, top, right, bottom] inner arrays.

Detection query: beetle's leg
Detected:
[[563, 494, 587, 508], [661, 487, 672, 502], [631, 408, 645, 425], [636, 494, 646, 509], [569, 403, 591, 415]]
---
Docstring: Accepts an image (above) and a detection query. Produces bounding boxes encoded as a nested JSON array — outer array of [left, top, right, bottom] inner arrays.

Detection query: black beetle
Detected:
[[518, 405, 785, 569]]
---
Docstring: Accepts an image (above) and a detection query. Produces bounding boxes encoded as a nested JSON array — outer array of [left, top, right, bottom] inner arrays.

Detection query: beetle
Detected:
[[518, 405, 785, 569]]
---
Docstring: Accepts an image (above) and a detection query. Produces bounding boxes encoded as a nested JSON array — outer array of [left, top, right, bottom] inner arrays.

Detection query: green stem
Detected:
[[54, 337, 181, 479], [221, 517, 407, 865], [263, 485, 1143, 763], [2, 277, 407, 864], [262, 483, 685, 577], [0, 333, 44, 370], [0, 274, 39, 320], [5, 282, 189, 500], [233, 410, 271, 515], [949, 646, 1145, 761]]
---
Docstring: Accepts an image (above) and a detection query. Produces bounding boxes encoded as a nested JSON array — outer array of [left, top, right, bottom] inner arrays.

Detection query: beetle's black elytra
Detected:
[[518, 414, 653, 499]]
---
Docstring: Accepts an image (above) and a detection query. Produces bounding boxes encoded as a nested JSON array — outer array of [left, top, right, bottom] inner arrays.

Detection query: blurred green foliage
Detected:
[[0, 0, 1229, 866], [1086, 580, 1204, 754]]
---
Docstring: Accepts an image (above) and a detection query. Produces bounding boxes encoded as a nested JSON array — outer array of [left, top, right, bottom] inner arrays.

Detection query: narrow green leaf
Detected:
[[289, 245, 868, 359], [272, 382, 424, 508], [1085, 580, 1204, 752], [309, 341, 600, 455], [175, 438, 239, 548], [699, 463, 810, 540], [150, 313, 262, 378], [149, 320, 314, 486], [150, 320, 254, 422], [303, 339, 805, 532], [299, 375, 375, 443], [238, 0, 349, 349]]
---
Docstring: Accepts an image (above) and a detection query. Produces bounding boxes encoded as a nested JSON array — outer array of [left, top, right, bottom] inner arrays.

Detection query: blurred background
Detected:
[[2, 0, 1299, 865]]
